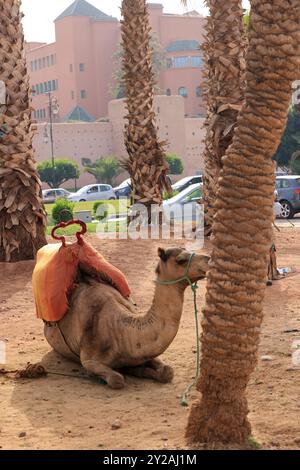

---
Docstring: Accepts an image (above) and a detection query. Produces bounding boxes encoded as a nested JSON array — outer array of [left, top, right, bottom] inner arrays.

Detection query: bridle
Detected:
[[155, 252, 196, 288], [155, 252, 201, 406]]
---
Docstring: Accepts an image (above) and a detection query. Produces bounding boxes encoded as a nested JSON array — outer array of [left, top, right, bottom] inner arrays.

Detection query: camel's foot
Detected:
[[107, 371, 125, 389], [156, 364, 174, 384], [122, 359, 174, 384], [81, 358, 125, 389]]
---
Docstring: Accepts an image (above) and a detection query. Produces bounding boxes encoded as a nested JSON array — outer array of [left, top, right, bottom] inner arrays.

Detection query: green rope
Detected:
[[155, 253, 201, 407]]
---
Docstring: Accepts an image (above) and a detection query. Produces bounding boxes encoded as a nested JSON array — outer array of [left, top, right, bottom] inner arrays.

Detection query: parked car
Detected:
[[42, 188, 73, 204], [276, 175, 300, 219], [68, 184, 116, 202], [172, 175, 203, 194], [114, 178, 132, 199], [163, 183, 203, 223]]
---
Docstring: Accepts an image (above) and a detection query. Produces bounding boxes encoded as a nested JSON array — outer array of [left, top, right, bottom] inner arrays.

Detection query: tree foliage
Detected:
[[38, 159, 80, 188], [84, 157, 121, 185], [273, 107, 300, 166], [166, 154, 184, 175]]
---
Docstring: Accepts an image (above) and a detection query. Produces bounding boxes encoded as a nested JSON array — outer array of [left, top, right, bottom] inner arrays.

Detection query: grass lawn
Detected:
[[46, 223, 98, 236], [46, 199, 130, 237], [45, 199, 129, 216]]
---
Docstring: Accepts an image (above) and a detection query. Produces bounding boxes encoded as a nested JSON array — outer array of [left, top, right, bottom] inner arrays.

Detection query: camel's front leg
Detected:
[[122, 358, 174, 384], [81, 356, 125, 389]]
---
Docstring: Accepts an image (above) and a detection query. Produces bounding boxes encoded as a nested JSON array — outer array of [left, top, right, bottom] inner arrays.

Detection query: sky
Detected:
[[21, 0, 250, 44]]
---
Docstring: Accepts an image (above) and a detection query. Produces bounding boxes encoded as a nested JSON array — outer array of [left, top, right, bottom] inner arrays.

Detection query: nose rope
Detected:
[[155, 253, 200, 406]]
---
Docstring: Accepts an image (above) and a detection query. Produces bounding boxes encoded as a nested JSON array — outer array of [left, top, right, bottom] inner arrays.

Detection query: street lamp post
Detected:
[[43, 93, 59, 187]]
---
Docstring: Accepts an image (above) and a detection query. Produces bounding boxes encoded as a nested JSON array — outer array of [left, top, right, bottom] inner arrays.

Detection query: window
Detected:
[[191, 56, 203, 68], [87, 186, 99, 194], [173, 57, 190, 68], [81, 158, 92, 167], [79, 63, 85, 72], [196, 86, 202, 97], [47, 56, 50, 67], [42, 57, 46, 68], [38, 58, 42, 69], [34, 60, 38, 70], [166, 88, 171, 96], [282, 179, 292, 188], [178, 86, 188, 98], [71, 91, 75, 100], [80, 90, 87, 99], [70, 64, 73, 72], [48, 80, 52, 92], [35, 84, 40, 95], [30, 61, 34, 72], [39, 83, 44, 94], [50, 55, 55, 66], [100, 185, 110, 192]]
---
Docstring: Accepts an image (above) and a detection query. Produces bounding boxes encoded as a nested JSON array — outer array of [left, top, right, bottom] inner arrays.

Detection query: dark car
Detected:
[[114, 179, 132, 199], [172, 175, 203, 194], [276, 175, 300, 219]]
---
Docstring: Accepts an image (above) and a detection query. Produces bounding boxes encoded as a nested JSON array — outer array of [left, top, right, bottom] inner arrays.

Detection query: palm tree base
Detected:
[[186, 392, 251, 445], [0, 224, 47, 262]]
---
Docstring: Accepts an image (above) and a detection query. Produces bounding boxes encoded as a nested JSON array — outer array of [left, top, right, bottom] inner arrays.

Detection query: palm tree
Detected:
[[202, 0, 247, 233], [182, 0, 246, 234], [0, 0, 47, 262], [186, 0, 300, 444], [120, 0, 171, 209], [84, 157, 121, 185]]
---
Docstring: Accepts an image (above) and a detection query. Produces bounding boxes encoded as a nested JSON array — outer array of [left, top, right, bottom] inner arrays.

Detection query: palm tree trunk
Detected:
[[186, 0, 300, 444], [202, 0, 247, 234], [121, 0, 171, 208], [0, 0, 47, 262]]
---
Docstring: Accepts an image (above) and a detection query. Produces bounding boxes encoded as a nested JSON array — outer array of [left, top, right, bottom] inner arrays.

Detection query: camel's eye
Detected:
[[176, 255, 188, 265]]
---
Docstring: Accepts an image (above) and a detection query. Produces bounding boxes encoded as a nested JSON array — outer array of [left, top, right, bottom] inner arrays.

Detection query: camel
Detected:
[[44, 247, 210, 389]]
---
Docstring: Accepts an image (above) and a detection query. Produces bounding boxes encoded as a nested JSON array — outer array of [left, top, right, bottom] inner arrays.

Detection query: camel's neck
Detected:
[[121, 281, 186, 361]]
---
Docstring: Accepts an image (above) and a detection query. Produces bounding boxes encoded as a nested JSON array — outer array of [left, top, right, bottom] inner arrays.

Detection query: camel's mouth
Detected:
[[190, 273, 207, 283]]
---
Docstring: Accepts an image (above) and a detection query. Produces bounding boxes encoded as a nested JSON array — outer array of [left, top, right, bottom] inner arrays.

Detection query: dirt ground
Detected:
[[0, 228, 300, 450]]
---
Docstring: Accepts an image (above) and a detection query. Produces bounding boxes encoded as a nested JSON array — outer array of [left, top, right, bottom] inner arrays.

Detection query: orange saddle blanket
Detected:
[[32, 239, 131, 322]]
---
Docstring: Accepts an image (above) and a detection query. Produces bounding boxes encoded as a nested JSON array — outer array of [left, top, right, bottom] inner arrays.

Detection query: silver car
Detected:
[[42, 188, 72, 204], [68, 184, 116, 202]]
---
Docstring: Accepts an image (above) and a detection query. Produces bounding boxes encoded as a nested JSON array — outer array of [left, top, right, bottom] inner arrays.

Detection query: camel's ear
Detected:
[[158, 247, 168, 262]]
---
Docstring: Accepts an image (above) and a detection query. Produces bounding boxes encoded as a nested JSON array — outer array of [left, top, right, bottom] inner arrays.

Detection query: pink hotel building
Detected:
[[25, 0, 206, 122]]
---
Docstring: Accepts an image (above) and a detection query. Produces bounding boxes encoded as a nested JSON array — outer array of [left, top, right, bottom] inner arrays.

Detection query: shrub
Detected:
[[93, 201, 109, 221], [163, 190, 179, 200], [166, 154, 184, 175], [52, 199, 75, 224]]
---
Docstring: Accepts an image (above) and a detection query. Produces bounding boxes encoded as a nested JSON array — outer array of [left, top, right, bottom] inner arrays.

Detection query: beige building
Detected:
[[34, 96, 205, 188]]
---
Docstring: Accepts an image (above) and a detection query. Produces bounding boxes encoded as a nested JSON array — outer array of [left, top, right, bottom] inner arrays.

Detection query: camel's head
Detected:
[[156, 247, 210, 286]]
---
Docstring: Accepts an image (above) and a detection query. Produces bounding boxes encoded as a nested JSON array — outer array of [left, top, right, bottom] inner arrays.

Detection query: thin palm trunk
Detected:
[[202, 0, 246, 234], [121, 0, 170, 208], [0, 0, 47, 262], [186, 0, 300, 444]]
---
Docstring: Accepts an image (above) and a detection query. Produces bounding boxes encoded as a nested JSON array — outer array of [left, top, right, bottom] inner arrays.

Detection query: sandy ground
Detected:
[[0, 228, 300, 450]]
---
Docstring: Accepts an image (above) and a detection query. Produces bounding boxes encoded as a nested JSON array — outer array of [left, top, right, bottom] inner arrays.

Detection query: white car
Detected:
[[42, 188, 73, 204], [172, 175, 203, 194], [68, 184, 116, 202], [163, 183, 203, 223]]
